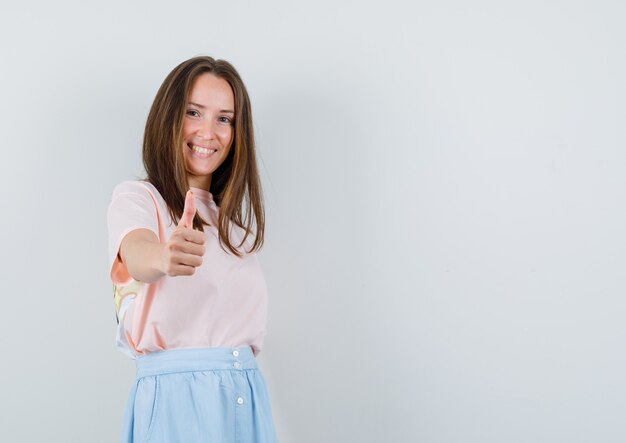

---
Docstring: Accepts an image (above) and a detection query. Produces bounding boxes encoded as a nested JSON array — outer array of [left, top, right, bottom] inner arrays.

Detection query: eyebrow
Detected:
[[188, 102, 235, 114]]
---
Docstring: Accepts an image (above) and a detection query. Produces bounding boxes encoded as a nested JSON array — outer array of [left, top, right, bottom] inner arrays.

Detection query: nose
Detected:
[[197, 119, 215, 141]]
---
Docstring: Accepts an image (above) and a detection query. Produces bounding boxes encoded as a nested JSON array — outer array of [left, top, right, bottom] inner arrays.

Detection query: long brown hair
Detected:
[[142, 56, 264, 257]]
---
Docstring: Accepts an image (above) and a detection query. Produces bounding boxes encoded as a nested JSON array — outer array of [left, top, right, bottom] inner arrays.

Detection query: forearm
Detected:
[[122, 239, 166, 284]]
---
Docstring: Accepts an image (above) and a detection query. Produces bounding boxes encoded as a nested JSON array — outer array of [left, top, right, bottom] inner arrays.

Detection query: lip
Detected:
[[188, 144, 218, 159]]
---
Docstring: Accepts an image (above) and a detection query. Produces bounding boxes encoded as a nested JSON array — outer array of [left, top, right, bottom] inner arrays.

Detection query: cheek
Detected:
[[217, 126, 234, 142], [182, 127, 193, 141], [182, 120, 198, 139]]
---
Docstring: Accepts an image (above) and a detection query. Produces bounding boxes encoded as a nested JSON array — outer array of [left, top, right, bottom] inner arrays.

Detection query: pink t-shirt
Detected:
[[106, 180, 268, 359]]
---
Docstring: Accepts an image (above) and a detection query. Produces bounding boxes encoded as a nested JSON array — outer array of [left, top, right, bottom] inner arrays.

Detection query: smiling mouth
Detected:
[[188, 144, 217, 157]]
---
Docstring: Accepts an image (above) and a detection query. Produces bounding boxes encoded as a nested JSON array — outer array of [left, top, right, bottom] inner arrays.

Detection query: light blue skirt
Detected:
[[120, 346, 278, 442]]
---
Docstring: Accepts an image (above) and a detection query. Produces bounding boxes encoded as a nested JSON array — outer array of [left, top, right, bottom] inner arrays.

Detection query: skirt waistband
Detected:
[[134, 346, 257, 379]]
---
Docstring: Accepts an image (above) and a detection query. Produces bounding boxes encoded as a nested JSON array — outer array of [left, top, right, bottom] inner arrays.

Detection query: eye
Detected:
[[186, 109, 200, 117], [219, 116, 233, 124]]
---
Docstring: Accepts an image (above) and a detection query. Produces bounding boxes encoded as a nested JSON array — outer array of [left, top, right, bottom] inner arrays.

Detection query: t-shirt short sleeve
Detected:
[[107, 181, 160, 286]]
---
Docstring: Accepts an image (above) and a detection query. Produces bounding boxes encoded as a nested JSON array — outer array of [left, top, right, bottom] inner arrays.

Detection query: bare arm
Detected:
[[117, 190, 205, 283], [119, 229, 166, 284]]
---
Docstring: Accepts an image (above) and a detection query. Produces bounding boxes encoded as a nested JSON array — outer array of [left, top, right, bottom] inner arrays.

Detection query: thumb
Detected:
[[178, 190, 197, 229]]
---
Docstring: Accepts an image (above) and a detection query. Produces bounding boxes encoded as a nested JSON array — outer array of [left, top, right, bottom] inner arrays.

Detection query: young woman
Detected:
[[107, 56, 278, 442]]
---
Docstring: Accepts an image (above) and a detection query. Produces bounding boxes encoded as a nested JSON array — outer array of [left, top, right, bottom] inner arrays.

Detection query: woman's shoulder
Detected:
[[111, 179, 161, 199]]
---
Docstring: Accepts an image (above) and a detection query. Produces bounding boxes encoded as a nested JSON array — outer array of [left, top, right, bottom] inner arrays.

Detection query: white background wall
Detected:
[[1, 1, 625, 442]]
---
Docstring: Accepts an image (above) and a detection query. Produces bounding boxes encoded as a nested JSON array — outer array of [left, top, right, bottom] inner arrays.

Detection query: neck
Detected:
[[188, 175, 212, 191]]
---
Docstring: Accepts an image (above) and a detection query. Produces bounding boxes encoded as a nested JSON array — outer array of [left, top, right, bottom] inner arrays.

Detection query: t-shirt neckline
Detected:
[[189, 186, 214, 202]]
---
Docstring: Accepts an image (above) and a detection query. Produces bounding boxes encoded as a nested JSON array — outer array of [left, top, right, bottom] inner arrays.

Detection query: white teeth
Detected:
[[192, 145, 217, 155]]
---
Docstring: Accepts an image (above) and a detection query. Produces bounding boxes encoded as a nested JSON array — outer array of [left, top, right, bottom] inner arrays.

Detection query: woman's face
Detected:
[[182, 73, 235, 190]]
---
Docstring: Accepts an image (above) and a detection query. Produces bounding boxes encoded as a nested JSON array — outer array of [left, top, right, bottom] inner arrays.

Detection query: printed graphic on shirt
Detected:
[[113, 280, 144, 324]]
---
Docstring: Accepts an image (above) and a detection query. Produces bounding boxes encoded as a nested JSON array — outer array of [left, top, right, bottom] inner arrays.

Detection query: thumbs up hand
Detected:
[[159, 190, 206, 277]]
